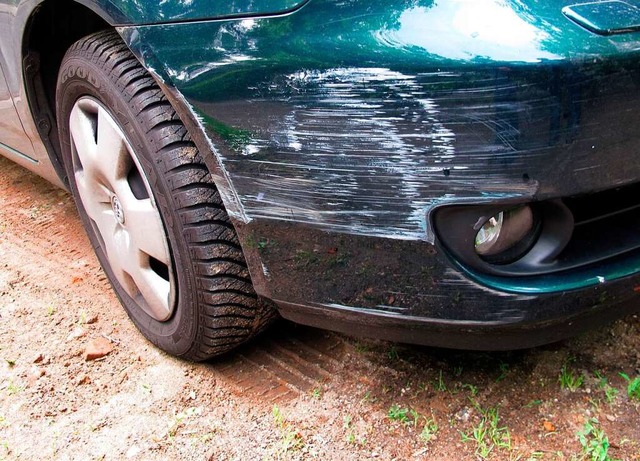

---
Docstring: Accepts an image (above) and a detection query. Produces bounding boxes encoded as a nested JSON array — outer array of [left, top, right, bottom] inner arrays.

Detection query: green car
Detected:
[[2, 0, 640, 360]]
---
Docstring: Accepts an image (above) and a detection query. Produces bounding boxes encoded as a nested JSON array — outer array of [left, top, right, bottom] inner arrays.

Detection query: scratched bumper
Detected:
[[120, 0, 640, 347], [240, 221, 640, 350]]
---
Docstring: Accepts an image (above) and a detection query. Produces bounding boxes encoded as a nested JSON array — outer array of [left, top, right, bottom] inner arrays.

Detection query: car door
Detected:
[[0, 0, 65, 187], [0, 0, 38, 165], [0, 60, 32, 160]]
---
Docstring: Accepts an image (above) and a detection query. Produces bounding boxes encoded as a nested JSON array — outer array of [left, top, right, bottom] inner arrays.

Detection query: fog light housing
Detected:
[[475, 205, 539, 264]]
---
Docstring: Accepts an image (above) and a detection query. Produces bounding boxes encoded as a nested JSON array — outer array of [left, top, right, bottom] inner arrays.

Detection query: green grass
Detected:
[[462, 383, 479, 396], [343, 414, 366, 446], [577, 418, 618, 461], [435, 370, 447, 392], [343, 415, 354, 443], [604, 386, 619, 404], [594, 372, 619, 404], [461, 406, 511, 459], [496, 362, 510, 382], [326, 253, 349, 267], [271, 405, 304, 457], [0, 440, 9, 461], [167, 407, 201, 439], [387, 405, 412, 425], [559, 365, 584, 392], [420, 417, 439, 444], [524, 399, 543, 408], [387, 346, 399, 361], [5, 381, 22, 395], [360, 390, 375, 404], [387, 405, 439, 445], [245, 235, 273, 250], [619, 373, 640, 401]]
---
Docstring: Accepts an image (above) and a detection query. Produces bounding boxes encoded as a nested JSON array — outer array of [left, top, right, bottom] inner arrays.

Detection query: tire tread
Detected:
[[60, 30, 275, 361]]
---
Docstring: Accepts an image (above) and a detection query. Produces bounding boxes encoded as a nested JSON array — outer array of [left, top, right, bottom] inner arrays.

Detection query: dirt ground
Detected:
[[0, 154, 639, 461]]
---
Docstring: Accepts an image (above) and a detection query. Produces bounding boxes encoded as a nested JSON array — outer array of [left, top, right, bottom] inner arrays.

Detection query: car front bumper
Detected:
[[120, 0, 640, 347]]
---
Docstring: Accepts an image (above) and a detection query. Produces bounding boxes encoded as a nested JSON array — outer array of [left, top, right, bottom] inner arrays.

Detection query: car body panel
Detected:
[[0, 60, 34, 161], [562, 1, 640, 35], [0, 0, 65, 186], [120, 0, 640, 290], [0, 1, 34, 162], [230, 219, 640, 350], [75, 0, 309, 26]]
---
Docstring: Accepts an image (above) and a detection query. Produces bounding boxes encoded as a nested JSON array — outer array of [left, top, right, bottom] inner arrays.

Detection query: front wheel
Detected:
[[56, 30, 274, 360]]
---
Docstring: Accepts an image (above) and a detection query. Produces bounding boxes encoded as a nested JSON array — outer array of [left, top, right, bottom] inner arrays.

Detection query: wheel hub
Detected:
[[111, 195, 125, 225]]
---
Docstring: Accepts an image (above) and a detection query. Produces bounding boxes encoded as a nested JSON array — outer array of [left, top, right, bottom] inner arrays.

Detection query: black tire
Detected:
[[56, 30, 275, 361]]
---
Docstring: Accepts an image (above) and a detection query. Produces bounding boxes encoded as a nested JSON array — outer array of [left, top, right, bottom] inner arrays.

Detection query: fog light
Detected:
[[475, 205, 538, 264]]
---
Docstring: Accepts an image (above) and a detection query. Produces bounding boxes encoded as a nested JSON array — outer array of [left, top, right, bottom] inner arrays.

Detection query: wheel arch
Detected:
[[22, 7, 271, 303], [21, 2, 262, 292], [22, 0, 113, 187]]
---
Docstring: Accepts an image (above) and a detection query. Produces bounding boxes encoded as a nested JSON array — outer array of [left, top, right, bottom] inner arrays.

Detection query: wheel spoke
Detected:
[[111, 235, 170, 320], [92, 209, 136, 296], [127, 265, 171, 321], [95, 106, 132, 189], [69, 101, 98, 171], [125, 198, 171, 265], [74, 169, 111, 221]]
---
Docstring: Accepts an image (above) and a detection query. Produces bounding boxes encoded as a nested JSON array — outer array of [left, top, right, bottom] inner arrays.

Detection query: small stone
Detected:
[[84, 337, 114, 361], [543, 421, 556, 432], [455, 407, 471, 422], [67, 327, 87, 341], [26, 366, 46, 386], [76, 375, 91, 385], [606, 414, 616, 422], [85, 314, 99, 325]]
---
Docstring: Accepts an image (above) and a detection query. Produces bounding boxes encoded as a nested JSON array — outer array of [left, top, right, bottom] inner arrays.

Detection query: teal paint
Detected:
[[563, 1, 640, 35], [80, 0, 309, 25], [119, 0, 640, 294]]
